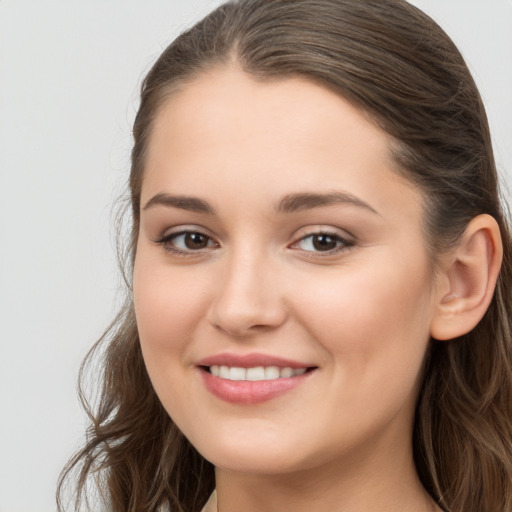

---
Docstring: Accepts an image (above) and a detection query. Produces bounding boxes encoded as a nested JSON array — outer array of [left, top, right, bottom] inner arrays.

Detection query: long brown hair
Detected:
[[57, 1, 512, 511]]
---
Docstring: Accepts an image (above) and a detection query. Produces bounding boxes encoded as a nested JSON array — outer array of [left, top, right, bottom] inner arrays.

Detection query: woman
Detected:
[[58, 1, 512, 511]]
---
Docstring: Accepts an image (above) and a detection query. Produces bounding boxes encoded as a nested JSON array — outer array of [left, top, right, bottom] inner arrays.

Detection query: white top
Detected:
[[201, 491, 217, 512]]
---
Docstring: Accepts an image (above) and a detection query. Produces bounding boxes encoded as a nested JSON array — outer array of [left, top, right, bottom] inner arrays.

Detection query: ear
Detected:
[[430, 214, 503, 341]]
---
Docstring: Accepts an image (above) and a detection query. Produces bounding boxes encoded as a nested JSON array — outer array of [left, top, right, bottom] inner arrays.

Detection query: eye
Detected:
[[291, 232, 353, 254], [155, 230, 218, 255]]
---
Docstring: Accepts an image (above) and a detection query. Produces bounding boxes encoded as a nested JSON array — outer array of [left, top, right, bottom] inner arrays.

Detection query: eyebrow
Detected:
[[142, 191, 379, 216], [143, 193, 214, 214], [276, 192, 379, 215]]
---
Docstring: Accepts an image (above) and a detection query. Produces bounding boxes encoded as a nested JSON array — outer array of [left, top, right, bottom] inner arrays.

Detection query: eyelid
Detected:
[[289, 227, 355, 255], [153, 225, 219, 256], [152, 224, 354, 258]]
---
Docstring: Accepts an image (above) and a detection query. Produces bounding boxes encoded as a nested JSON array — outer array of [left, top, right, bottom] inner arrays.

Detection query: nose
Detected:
[[207, 249, 288, 337]]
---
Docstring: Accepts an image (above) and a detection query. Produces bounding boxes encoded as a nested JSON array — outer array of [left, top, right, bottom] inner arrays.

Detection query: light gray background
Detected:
[[0, 1, 511, 511]]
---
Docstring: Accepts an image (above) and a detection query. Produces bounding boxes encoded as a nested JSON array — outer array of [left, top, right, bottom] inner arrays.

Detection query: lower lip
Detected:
[[200, 368, 313, 404]]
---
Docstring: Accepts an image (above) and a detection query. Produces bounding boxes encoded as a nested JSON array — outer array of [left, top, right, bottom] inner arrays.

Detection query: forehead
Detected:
[[142, 66, 421, 220], [149, 67, 392, 158]]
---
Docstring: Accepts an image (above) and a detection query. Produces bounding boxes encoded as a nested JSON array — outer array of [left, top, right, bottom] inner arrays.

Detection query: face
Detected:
[[133, 67, 440, 476]]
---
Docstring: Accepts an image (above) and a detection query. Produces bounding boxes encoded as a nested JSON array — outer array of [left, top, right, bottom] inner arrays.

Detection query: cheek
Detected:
[[292, 253, 433, 384], [134, 245, 207, 327], [291, 263, 433, 451], [132, 251, 211, 379], [132, 254, 217, 429]]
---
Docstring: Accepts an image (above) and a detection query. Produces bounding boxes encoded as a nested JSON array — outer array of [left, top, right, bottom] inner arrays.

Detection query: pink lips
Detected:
[[197, 352, 316, 404], [198, 352, 311, 369]]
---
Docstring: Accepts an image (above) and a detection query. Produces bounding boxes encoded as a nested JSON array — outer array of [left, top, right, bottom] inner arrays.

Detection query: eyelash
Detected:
[[290, 231, 354, 256], [154, 229, 354, 257], [154, 230, 218, 256]]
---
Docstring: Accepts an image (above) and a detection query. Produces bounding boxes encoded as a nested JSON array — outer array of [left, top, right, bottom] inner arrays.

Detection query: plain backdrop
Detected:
[[0, 1, 511, 511]]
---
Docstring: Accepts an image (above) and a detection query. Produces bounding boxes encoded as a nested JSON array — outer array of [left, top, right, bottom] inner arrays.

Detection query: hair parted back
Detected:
[[57, 1, 512, 511]]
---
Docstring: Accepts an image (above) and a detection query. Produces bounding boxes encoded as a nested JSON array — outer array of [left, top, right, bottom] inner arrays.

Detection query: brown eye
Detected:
[[292, 231, 354, 254], [184, 232, 210, 249], [156, 230, 217, 254], [311, 234, 338, 251]]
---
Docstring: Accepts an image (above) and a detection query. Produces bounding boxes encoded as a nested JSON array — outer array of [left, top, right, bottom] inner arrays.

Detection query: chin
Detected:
[[203, 446, 306, 475], [185, 424, 325, 476]]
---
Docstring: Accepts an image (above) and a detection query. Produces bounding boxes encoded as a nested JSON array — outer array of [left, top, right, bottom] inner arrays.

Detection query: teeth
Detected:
[[246, 366, 265, 381], [281, 367, 293, 378], [208, 365, 307, 381], [229, 367, 246, 381], [264, 366, 280, 379]]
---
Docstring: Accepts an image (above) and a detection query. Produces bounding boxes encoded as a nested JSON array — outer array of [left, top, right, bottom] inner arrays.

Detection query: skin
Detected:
[[133, 66, 444, 512]]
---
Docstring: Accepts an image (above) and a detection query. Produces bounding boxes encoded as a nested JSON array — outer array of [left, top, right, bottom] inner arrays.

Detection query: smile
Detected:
[[197, 354, 317, 404], [208, 365, 307, 381]]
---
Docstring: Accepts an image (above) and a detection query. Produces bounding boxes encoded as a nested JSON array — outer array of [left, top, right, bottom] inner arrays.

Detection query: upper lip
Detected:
[[197, 352, 315, 369]]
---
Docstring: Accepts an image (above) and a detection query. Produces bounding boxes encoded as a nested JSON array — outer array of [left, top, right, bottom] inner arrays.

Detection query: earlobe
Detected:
[[430, 214, 503, 341]]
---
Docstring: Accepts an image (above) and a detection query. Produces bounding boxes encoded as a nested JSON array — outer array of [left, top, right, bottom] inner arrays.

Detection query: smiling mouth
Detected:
[[204, 365, 313, 381], [199, 364, 317, 404]]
